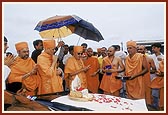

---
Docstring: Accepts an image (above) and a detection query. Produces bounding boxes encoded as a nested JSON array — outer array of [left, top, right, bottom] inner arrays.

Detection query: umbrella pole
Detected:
[[77, 37, 81, 45], [58, 31, 62, 42], [77, 23, 86, 45]]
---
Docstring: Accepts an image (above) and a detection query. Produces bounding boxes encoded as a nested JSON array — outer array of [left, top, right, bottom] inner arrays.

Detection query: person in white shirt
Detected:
[[150, 43, 164, 70], [4, 36, 15, 89], [63, 45, 74, 65], [62, 45, 74, 91], [112, 45, 126, 63], [150, 43, 164, 109]]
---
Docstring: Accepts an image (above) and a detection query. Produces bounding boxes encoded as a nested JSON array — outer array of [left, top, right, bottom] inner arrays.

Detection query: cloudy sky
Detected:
[[3, 2, 165, 54]]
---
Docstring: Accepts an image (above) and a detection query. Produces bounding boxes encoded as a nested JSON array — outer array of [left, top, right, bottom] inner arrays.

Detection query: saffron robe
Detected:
[[125, 53, 145, 99], [64, 56, 87, 89], [100, 56, 122, 94], [83, 56, 100, 93], [37, 52, 63, 95], [7, 56, 40, 96], [144, 56, 152, 104]]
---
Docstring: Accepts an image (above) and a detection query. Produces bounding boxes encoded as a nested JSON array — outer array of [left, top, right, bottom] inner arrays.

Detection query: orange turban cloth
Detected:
[[15, 42, 28, 51], [126, 40, 137, 48], [74, 46, 83, 53], [43, 40, 55, 49]]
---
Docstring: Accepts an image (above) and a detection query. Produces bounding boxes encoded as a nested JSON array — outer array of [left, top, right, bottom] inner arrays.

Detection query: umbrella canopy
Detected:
[[34, 15, 104, 42]]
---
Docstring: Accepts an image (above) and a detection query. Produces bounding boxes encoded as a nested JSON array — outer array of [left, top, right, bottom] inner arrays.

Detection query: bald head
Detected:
[[137, 45, 146, 54], [86, 47, 93, 57], [108, 46, 115, 50], [107, 46, 115, 57]]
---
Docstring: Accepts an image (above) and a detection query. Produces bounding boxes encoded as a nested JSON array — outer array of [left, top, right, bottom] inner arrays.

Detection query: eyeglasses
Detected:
[[77, 53, 83, 55]]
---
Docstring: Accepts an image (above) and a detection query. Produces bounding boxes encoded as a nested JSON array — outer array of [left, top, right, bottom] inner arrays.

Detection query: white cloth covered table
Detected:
[[51, 94, 148, 111]]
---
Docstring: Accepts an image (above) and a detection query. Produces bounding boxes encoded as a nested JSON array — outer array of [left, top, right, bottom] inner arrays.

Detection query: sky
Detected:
[[3, 2, 165, 55]]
